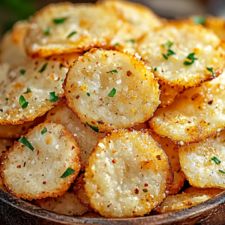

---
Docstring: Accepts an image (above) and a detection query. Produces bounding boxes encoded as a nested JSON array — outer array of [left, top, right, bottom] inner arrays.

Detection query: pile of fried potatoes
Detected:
[[1, 0, 225, 218]]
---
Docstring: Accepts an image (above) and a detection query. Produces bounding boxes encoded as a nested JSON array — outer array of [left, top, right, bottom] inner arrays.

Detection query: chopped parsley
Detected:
[[162, 41, 175, 60], [211, 156, 221, 165], [153, 67, 157, 72], [207, 67, 215, 77], [60, 167, 75, 178], [67, 31, 77, 38], [53, 17, 67, 24], [19, 95, 28, 109], [183, 52, 198, 66], [20, 69, 26, 75], [49, 92, 58, 102], [38, 63, 48, 73], [126, 39, 135, 44], [193, 16, 206, 25], [114, 42, 120, 47], [86, 92, 90, 96], [43, 27, 51, 36], [108, 88, 116, 97], [219, 169, 225, 174], [18, 137, 34, 151], [24, 88, 31, 94], [41, 127, 47, 135], [86, 123, 99, 132], [107, 69, 118, 74]]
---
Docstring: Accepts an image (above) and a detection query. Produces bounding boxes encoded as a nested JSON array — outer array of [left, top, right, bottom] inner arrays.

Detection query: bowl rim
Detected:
[[1, 189, 225, 225]]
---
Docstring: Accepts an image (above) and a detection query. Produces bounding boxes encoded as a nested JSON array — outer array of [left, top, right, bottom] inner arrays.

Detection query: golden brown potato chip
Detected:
[[25, 3, 121, 57], [179, 130, 225, 188], [85, 130, 170, 217], [65, 49, 160, 132], [1, 122, 81, 200], [138, 22, 225, 88], [150, 71, 225, 143], [155, 187, 222, 214], [36, 191, 88, 216], [46, 103, 105, 168]]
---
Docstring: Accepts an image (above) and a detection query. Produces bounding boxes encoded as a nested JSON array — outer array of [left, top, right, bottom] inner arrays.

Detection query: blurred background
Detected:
[[0, 0, 225, 36]]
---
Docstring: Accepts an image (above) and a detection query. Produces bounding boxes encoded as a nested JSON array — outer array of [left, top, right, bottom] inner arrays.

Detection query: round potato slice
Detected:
[[46, 103, 105, 168], [150, 71, 225, 143], [155, 188, 222, 214], [25, 3, 121, 57], [0, 21, 28, 67], [65, 49, 160, 132], [1, 122, 81, 200], [179, 130, 225, 189], [138, 23, 225, 88], [36, 191, 88, 216], [85, 130, 170, 217], [152, 134, 185, 195], [0, 54, 75, 125]]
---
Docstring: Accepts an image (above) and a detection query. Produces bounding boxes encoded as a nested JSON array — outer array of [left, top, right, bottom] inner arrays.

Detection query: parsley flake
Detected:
[[207, 67, 215, 77], [38, 63, 48, 73], [43, 27, 51, 36], [20, 69, 26, 75], [219, 169, 225, 174], [60, 167, 75, 178], [41, 127, 47, 135], [53, 17, 67, 24], [163, 40, 174, 49], [86, 92, 90, 96], [126, 39, 135, 44], [107, 69, 118, 74], [19, 95, 28, 109], [24, 88, 31, 94], [162, 41, 175, 60], [193, 16, 206, 25], [183, 52, 198, 66], [211, 156, 221, 165], [49, 92, 58, 102], [67, 31, 77, 38], [108, 88, 116, 97], [18, 137, 34, 151], [86, 123, 99, 132]]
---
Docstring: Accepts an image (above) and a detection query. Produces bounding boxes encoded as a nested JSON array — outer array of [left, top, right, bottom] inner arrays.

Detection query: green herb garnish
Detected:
[[20, 69, 26, 75], [193, 16, 206, 25], [211, 156, 221, 165], [108, 88, 116, 97], [43, 27, 51, 36], [53, 17, 67, 24], [49, 92, 58, 102], [86, 92, 90, 96], [207, 67, 215, 77], [183, 52, 198, 66], [126, 39, 135, 44], [60, 167, 75, 178], [86, 123, 99, 132], [18, 137, 34, 151], [163, 40, 174, 49], [19, 95, 28, 109], [41, 127, 47, 135], [38, 63, 48, 73], [24, 88, 31, 94], [162, 41, 175, 60], [143, 188, 148, 193], [107, 69, 118, 74], [219, 169, 225, 174], [67, 31, 77, 38]]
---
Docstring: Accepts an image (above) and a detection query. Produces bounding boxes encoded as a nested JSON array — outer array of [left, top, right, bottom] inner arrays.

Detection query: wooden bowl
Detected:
[[1, 190, 225, 225]]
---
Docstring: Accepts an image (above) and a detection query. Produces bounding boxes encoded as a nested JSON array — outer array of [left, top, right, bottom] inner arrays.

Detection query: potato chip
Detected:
[[1, 122, 80, 200], [25, 3, 121, 57], [155, 187, 222, 213], [152, 134, 185, 194], [0, 21, 28, 67], [85, 130, 170, 217], [150, 71, 225, 143], [46, 103, 105, 168], [36, 191, 88, 216], [65, 49, 160, 132], [179, 130, 225, 188], [0, 54, 74, 125], [138, 23, 225, 88]]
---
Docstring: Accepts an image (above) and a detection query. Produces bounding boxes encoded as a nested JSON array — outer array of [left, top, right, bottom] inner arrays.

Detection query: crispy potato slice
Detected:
[[25, 3, 121, 57], [138, 23, 225, 88], [1, 122, 80, 200], [155, 188, 222, 214], [0, 54, 75, 125], [0, 21, 28, 67], [101, 0, 161, 54], [179, 130, 225, 188], [65, 49, 160, 132], [36, 191, 88, 216], [85, 130, 170, 217], [152, 134, 185, 194], [46, 103, 105, 168], [150, 71, 225, 143]]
